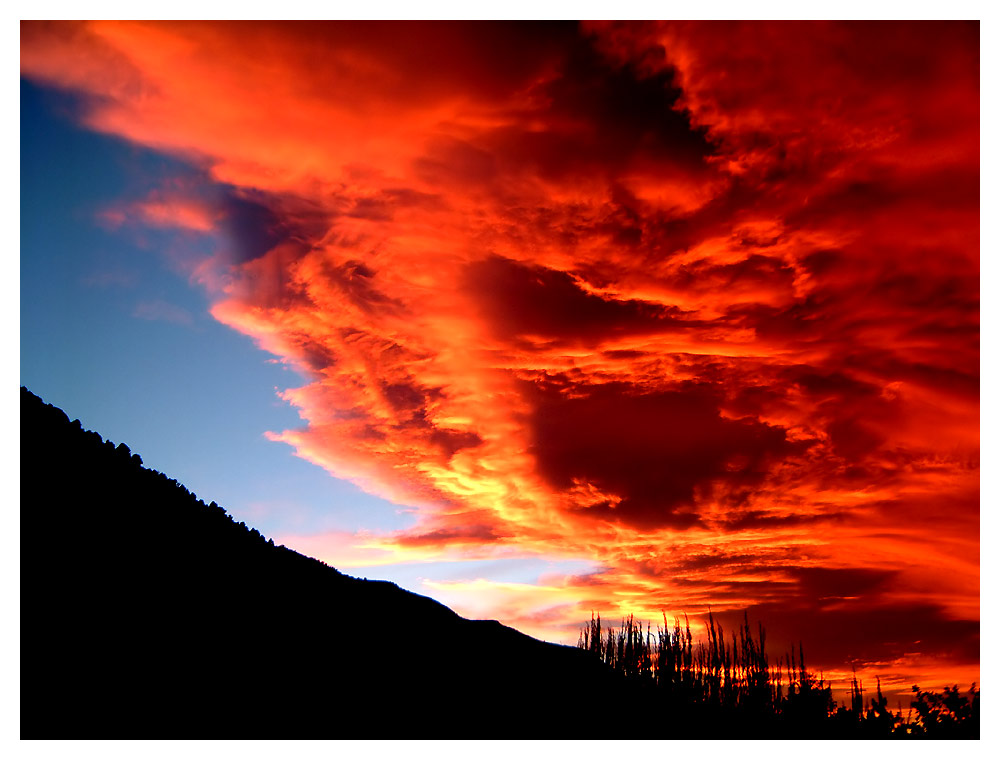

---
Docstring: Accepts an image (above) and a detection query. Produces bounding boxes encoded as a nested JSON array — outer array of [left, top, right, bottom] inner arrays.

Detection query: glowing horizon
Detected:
[[21, 20, 980, 702]]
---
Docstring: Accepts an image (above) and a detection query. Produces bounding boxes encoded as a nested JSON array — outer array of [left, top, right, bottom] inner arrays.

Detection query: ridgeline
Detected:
[[20, 387, 622, 738]]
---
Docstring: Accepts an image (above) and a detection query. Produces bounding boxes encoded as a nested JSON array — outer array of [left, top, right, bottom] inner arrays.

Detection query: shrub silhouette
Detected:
[[908, 684, 980, 738], [577, 612, 979, 739], [577, 611, 831, 736]]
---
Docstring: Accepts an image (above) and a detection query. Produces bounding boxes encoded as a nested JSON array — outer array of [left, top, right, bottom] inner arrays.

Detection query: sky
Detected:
[[20, 20, 980, 705]]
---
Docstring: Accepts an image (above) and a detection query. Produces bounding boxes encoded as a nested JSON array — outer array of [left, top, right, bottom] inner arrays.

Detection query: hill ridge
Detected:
[[20, 386, 620, 739]]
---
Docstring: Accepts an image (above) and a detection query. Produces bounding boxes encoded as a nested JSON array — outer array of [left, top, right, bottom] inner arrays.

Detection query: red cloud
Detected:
[[22, 21, 979, 696]]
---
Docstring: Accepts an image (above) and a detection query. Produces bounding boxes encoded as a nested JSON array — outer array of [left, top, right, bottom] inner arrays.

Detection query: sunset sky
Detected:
[[20, 20, 980, 704]]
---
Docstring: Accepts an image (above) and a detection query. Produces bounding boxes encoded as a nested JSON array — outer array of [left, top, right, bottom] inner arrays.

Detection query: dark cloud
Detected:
[[789, 567, 896, 601], [545, 31, 708, 165], [428, 428, 483, 459], [395, 521, 508, 547], [414, 136, 500, 189], [741, 602, 979, 673], [665, 549, 805, 575], [526, 378, 796, 528], [467, 255, 686, 345], [346, 188, 443, 222], [478, 31, 713, 183], [665, 253, 799, 306], [719, 511, 848, 532], [219, 190, 291, 264], [316, 259, 402, 315]]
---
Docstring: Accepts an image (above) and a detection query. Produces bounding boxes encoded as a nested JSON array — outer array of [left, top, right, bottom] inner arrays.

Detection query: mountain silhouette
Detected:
[[20, 386, 630, 739]]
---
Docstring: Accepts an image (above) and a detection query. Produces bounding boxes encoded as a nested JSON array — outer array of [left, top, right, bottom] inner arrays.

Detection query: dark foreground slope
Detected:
[[20, 387, 627, 739]]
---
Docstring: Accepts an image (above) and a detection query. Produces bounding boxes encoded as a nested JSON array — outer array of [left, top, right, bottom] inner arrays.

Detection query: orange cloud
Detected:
[[22, 21, 979, 697], [132, 197, 217, 232]]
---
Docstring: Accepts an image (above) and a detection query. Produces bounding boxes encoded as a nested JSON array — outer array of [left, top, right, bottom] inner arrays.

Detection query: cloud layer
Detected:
[[22, 20, 979, 698]]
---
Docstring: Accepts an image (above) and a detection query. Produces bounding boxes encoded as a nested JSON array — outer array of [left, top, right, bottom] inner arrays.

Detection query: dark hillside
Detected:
[[20, 387, 627, 738]]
